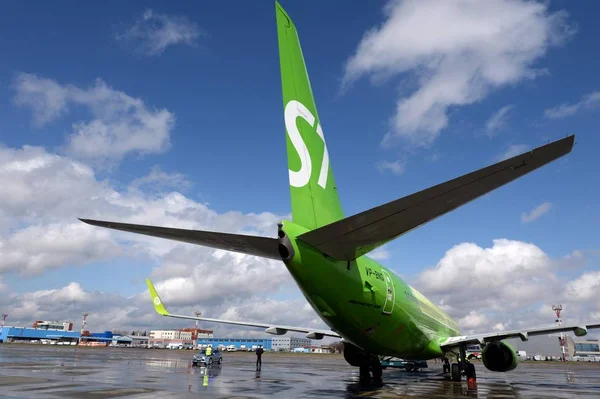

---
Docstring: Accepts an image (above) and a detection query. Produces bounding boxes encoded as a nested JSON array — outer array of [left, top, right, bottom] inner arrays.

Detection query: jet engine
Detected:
[[342, 342, 367, 367], [481, 341, 519, 372]]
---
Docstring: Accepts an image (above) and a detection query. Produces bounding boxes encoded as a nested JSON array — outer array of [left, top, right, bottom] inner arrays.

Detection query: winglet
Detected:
[[146, 279, 169, 316]]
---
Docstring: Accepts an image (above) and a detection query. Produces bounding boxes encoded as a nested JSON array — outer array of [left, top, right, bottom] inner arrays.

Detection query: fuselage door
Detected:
[[381, 269, 395, 315]]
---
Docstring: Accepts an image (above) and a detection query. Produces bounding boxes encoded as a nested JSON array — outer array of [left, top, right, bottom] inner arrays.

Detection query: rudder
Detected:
[[275, 2, 344, 231]]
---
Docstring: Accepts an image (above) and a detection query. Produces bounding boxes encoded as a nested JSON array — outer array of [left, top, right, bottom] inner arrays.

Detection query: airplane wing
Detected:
[[298, 135, 575, 261], [78, 219, 281, 260], [145, 279, 341, 340], [440, 322, 600, 349]]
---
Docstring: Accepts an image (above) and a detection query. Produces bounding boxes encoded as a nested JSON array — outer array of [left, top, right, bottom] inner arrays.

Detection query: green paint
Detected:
[[147, 279, 168, 316], [279, 219, 459, 359], [276, 2, 344, 230]]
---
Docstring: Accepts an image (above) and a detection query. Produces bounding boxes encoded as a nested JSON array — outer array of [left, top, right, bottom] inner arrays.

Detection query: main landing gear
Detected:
[[359, 354, 383, 384], [342, 342, 383, 385], [444, 345, 477, 383]]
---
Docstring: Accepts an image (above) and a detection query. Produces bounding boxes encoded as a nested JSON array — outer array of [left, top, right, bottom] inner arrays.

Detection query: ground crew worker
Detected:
[[255, 345, 264, 370], [206, 345, 212, 356]]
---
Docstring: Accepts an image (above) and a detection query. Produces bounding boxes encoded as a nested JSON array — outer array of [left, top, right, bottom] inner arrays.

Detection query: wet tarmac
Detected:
[[1, 345, 599, 398]]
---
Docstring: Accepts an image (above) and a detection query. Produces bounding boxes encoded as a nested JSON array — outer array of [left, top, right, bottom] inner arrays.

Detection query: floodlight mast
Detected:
[[195, 311, 201, 329], [79, 312, 89, 345], [194, 311, 202, 348], [552, 305, 566, 361]]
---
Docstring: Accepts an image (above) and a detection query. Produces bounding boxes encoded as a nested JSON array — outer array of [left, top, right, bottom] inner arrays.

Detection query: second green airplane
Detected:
[[80, 1, 600, 383]]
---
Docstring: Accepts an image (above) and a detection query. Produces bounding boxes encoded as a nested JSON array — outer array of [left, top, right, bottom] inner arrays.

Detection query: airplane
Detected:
[[79, 1, 600, 384]]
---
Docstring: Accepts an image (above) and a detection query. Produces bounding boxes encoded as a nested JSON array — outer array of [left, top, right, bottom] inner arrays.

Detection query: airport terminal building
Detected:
[[0, 326, 115, 346], [0, 319, 148, 347], [271, 336, 312, 351]]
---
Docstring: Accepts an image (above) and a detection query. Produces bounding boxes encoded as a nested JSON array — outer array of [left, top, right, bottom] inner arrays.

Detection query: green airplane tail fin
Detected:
[[276, 1, 344, 231]]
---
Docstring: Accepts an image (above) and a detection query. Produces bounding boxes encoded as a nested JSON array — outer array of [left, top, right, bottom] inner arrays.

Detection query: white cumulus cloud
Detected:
[[564, 271, 600, 302], [343, 0, 575, 147], [413, 238, 599, 335], [0, 142, 301, 331], [13, 73, 175, 168], [0, 222, 121, 276], [128, 165, 193, 194]]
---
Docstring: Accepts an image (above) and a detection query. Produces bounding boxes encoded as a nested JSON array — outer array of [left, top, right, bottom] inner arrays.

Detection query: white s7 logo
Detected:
[[284, 100, 329, 189]]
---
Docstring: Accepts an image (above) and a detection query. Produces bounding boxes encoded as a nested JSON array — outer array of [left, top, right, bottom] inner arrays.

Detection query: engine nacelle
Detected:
[[481, 341, 519, 372], [342, 342, 367, 367]]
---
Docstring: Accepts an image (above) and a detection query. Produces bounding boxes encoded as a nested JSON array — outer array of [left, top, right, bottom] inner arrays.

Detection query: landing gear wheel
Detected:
[[405, 363, 414, 372], [451, 363, 461, 382], [370, 356, 383, 382], [359, 363, 370, 382], [465, 362, 476, 380], [358, 354, 383, 384]]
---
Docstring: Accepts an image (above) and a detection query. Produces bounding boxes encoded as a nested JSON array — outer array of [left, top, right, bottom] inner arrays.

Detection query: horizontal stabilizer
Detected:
[[441, 321, 600, 348], [79, 219, 281, 260], [146, 279, 340, 339], [298, 135, 575, 261]]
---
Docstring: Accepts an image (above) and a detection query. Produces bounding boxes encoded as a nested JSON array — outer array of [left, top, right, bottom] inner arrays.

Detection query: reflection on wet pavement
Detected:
[[1, 345, 599, 398]]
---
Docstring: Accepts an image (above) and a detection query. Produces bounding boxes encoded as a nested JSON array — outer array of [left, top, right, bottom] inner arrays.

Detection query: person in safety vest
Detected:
[[205, 345, 212, 356]]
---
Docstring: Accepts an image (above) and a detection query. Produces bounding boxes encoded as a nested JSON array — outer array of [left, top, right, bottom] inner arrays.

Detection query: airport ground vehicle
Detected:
[[380, 357, 428, 371], [192, 349, 223, 366]]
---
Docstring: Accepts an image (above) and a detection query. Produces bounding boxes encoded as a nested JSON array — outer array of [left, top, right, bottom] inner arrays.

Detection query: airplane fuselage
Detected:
[[280, 219, 461, 359]]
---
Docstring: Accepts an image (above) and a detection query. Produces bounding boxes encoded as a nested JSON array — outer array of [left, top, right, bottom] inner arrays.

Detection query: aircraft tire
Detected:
[[465, 362, 476, 379], [451, 363, 461, 382], [370, 356, 383, 381], [359, 363, 370, 382]]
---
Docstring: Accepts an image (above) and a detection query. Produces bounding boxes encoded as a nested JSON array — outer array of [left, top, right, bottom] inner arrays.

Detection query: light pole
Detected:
[[194, 311, 202, 348], [79, 313, 88, 345], [552, 305, 566, 361]]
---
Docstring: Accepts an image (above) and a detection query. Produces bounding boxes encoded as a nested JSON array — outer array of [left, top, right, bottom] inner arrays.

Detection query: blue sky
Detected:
[[0, 0, 599, 334]]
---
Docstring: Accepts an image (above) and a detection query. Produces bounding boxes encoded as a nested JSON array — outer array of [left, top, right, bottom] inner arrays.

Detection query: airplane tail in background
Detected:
[[276, 2, 344, 231]]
